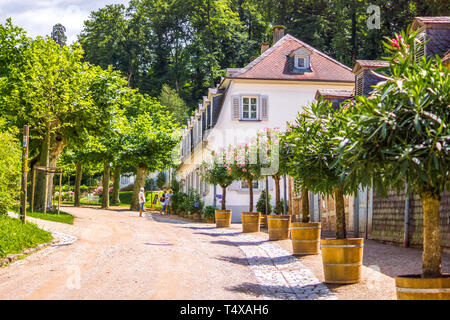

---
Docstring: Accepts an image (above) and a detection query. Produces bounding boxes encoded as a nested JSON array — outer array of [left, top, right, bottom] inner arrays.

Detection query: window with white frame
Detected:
[[240, 180, 259, 189], [242, 96, 258, 120], [295, 55, 309, 69]]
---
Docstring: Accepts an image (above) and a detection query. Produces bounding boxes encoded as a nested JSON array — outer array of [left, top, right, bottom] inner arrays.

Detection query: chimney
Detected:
[[273, 25, 285, 44], [261, 42, 270, 54]]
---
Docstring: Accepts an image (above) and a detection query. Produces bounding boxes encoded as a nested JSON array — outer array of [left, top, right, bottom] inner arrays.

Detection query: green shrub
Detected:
[[0, 121, 21, 215], [256, 189, 272, 214], [203, 205, 215, 219]]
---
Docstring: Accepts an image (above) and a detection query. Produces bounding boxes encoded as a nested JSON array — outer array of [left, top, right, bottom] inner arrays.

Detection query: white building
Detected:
[[177, 26, 355, 222]]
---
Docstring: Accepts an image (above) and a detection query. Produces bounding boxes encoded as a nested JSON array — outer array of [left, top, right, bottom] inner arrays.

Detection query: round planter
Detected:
[[321, 238, 364, 284], [215, 210, 232, 228], [290, 222, 321, 255], [267, 215, 291, 240], [395, 274, 450, 300], [241, 212, 261, 233], [192, 213, 201, 220], [205, 217, 214, 223], [260, 214, 267, 227], [179, 211, 185, 217]]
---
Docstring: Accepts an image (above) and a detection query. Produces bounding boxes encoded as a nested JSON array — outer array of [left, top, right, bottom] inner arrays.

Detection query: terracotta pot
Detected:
[[215, 210, 232, 228], [241, 212, 261, 233], [267, 215, 291, 240], [192, 213, 201, 220], [290, 222, 321, 255], [260, 214, 267, 227], [395, 274, 450, 300], [321, 238, 364, 284]]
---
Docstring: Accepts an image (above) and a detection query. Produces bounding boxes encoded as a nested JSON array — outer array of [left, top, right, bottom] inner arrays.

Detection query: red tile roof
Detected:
[[229, 34, 354, 83], [315, 89, 354, 100], [353, 60, 389, 73], [411, 16, 450, 30]]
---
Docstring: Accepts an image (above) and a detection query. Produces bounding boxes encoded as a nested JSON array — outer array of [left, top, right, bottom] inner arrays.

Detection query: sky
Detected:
[[0, 0, 130, 44]]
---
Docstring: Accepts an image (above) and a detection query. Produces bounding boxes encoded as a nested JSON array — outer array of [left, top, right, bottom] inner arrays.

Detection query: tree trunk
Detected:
[[130, 165, 147, 211], [45, 135, 66, 208], [34, 123, 51, 212], [273, 175, 281, 214], [302, 188, 310, 223], [101, 160, 110, 209], [111, 165, 121, 205], [334, 187, 346, 239], [74, 162, 82, 207], [248, 178, 254, 212], [420, 190, 442, 277], [221, 185, 227, 210]]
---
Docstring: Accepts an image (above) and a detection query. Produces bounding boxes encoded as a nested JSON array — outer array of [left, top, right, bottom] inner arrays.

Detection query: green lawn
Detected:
[[64, 191, 164, 209], [0, 215, 53, 259], [27, 210, 74, 225]]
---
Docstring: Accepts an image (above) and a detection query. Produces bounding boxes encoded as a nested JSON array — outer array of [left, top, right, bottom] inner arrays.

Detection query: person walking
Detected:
[[165, 189, 173, 215], [160, 189, 167, 215], [139, 187, 146, 217]]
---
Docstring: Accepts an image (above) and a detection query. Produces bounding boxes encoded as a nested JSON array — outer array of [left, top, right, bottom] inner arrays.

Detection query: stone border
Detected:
[[0, 238, 58, 267]]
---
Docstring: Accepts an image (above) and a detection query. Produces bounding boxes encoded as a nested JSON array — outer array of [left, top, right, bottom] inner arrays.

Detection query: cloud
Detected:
[[0, 0, 130, 44]]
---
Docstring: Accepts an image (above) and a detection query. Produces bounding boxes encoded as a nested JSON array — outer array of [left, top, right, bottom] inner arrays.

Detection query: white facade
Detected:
[[177, 34, 354, 222]]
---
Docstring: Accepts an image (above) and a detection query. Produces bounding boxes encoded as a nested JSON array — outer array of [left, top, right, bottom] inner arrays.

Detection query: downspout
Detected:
[[283, 175, 287, 215], [265, 176, 269, 214], [403, 183, 410, 248], [213, 184, 217, 208], [353, 191, 359, 237]]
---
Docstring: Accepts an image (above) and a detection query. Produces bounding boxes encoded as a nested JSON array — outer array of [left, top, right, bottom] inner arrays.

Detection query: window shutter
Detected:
[[415, 32, 426, 63], [231, 95, 240, 120], [355, 73, 363, 96], [260, 96, 269, 120]]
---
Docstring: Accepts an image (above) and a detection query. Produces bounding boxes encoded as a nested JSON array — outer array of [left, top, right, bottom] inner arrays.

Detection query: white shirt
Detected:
[[139, 191, 146, 204]]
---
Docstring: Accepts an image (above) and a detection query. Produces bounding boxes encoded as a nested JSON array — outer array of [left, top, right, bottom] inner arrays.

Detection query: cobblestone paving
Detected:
[[151, 215, 337, 300]]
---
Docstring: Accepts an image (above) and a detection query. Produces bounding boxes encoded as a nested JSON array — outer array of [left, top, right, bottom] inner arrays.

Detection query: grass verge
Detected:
[[0, 215, 53, 258], [27, 211, 74, 225]]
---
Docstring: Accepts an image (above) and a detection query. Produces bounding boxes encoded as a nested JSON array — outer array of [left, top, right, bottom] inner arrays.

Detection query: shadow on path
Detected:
[[211, 240, 267, 247]]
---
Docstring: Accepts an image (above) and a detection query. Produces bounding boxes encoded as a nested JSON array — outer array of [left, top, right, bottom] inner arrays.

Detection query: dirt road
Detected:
[[0, 207, 260, 299]]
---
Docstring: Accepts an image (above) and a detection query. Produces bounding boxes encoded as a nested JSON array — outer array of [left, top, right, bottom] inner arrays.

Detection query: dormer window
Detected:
[[295, 55, 308, 69], [290, 47, 312, 73]]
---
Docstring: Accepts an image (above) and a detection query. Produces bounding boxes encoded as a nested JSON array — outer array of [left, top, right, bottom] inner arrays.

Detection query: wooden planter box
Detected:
[[395, 275, 450, 300], [291, 222, 321, 255], [267, 215, 291, 240], [241, 212, 261, 233], [321, 238, 364, 284], [260, 214, 267, 227], [215, 210, 232, 228]]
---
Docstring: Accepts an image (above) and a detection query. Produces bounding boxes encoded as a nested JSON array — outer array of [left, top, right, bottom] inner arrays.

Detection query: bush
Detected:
[[256, 189, 272, 214], [0, 121, 21, 215], [171, 191, 187, 213], [203, 205, 215, 219], [180, 189, 204, 214]]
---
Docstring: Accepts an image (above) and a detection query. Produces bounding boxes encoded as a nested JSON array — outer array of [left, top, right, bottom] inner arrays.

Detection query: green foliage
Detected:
[[203, 205, 216, 219], [159, 84, 189, 125], [171, 190, 187, 213], [198, 150, 234, 188], [181, 189, 204, 214], [256, 189, 272, 214], [156, 171, 167, 189], [0, 120, 20, 215], [0, 215, 53, 258], [339, 30, 450, 197], [284, 98, 352, 196]]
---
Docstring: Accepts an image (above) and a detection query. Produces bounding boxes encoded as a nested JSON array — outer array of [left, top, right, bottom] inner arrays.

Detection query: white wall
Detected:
[[178, 79, 354, 222]]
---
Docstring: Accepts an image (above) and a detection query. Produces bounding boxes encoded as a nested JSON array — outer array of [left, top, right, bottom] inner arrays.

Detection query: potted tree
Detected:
[[229, 143, 262, 233], [198, 149, 234, 228], [256, 189, 272, 227], [257, 128, 291, 239], [285, 123, 321, 255], [286, 98, 362, 281], [340, 31, 449, 298]]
